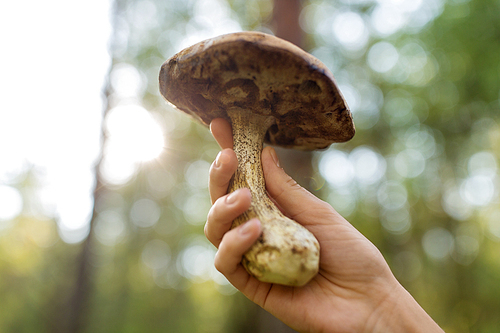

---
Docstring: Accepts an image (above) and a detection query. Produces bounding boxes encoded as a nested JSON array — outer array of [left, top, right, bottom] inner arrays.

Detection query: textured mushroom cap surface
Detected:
[[159, 31, 355, 149]]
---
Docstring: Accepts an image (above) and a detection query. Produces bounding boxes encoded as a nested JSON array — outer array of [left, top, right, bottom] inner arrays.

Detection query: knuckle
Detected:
[[207, 196, 224, 221], [285, 176, 300, 189], [213, 249, 225, 273], [203, 221, 210, 239], [208, 159, 218, 177], [204, 213, 221, 247], [208, 195, 223, 217], [206, 203, 216, 223], [208, 165, 220, 188]]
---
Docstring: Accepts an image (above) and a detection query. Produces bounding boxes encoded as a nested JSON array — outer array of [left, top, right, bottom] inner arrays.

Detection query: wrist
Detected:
[[367, 281, 444, 333]]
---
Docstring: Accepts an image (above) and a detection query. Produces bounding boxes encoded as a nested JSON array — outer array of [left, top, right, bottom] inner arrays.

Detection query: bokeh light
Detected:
[[404, 125, 436, 158], [422, 227, 454, 261], [319, 150, 354, 188], [1, 0, 112, 244], [468, 151, 497, 177], [380, 206, 412, 234], [461, 175, 496, 207], [399, 41, 428, 74], [349, 146, 386, 185], [442, 184, 473, 221], [93, 210, 127, 246], [178, 0, 242, 50], [0, 185, 23, 222], [185, 160, 210, 190], [110, 63, 146, 99], [367, 42, 399, 73], [177, 237, 218, 283], [130, 198, 161, 228], [377, 181, 408, 211], [395, 149, 426, 178], [332, 11, 369, 51], [370, 4, 406, 36], [100, 104, 165, 185], [326, 189, 357, 217], [183, 192, 212, 226]]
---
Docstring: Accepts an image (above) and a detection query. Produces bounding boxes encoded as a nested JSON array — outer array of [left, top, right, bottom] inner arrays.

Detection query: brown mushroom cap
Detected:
[[159, 31, 355, 150]]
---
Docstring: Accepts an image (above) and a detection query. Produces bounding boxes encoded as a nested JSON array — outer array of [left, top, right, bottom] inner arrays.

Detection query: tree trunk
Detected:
[[60, 2, 119, 331]]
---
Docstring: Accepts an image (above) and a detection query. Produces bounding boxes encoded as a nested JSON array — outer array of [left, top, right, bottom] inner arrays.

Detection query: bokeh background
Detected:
[[1, 0, 500, 332]]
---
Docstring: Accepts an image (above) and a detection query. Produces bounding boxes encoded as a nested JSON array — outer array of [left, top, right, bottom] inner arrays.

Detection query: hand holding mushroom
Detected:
[[205, 118, 445, 333], [160, 32, 443, 332]]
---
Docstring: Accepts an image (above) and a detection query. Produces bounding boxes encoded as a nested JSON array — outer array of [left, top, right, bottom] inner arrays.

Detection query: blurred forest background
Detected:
[[1, 0, 500, 332]]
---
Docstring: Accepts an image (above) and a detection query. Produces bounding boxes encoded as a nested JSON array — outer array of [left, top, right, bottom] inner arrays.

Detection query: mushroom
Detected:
[[159, 32, 355, 286]]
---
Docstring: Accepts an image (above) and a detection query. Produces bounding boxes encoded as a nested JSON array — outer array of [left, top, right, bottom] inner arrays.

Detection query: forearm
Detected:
[[370, 283, 444, 333]]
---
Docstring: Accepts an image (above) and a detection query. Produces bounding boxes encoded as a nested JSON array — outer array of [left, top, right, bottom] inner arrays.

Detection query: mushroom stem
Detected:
[[227, 108, 320, 287]]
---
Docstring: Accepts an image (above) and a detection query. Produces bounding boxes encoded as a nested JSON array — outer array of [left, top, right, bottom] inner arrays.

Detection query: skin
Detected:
[[205, 118, 445, 333], [225, 109, 320, 286]]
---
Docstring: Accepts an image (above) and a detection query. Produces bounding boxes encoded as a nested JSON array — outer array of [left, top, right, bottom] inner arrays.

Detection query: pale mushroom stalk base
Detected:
[[227, 108, 320, 287]]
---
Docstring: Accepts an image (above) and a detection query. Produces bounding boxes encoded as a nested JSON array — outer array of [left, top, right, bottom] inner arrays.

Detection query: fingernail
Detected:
[[269, 148, 280, 167], [239, 219, 257, 236], [226, 190, 239, 204]]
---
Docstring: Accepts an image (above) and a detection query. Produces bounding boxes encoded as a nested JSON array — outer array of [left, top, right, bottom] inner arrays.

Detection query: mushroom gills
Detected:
[[227, 108, 320, 287]]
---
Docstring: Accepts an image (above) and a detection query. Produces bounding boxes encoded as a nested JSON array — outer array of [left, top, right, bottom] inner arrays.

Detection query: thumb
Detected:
[[261, 147, 335, 224]]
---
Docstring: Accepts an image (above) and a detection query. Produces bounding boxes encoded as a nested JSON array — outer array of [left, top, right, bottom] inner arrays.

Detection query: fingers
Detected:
[[205, 188, 251, 248], [209, 118, 237, 204], [210, 118, 233, 149], [209, 148, 238, 204], [214, 218, 261, 289], [261, 146, 338, 225]]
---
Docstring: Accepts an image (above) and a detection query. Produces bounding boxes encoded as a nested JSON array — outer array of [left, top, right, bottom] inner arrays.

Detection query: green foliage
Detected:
[[1, 0, 499, 332]]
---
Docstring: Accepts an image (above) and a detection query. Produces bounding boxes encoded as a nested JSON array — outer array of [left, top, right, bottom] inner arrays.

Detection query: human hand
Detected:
[[205, 118, 444, 333]]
